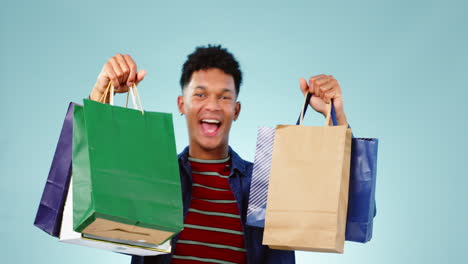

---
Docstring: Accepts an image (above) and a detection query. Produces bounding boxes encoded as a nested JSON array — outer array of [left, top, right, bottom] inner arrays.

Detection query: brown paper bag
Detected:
[[263, 98, 352, 253]]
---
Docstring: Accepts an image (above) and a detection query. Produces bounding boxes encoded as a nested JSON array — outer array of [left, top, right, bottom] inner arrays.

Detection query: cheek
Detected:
[[183, 100, 192, 113], [186, 112, 198, 126], [186, 108, 204, 129], [184, 100, 201, 116], [222, 103, 237, 116]]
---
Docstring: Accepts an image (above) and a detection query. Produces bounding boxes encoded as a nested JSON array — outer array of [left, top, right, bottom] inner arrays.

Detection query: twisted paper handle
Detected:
[[99, 83, 144, 115]]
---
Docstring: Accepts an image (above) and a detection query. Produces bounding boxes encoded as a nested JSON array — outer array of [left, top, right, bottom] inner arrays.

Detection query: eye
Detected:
[[194, 93, 205, 98], [220, 95, 232, 100]]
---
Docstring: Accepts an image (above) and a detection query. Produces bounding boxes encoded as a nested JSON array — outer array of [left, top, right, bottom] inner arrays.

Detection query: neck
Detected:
[[188, 143, 229, 160]]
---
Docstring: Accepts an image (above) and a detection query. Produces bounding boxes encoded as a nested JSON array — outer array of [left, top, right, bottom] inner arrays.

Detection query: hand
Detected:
[[299, 74, 348, 126], [90, 54, 146, 102]]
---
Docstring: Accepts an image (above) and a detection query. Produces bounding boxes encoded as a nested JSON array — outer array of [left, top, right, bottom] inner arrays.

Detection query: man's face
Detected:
[[178, 68, 241, 156]]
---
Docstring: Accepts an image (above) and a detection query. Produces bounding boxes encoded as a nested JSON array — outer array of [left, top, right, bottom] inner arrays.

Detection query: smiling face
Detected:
[[178, 68, 241, 159]]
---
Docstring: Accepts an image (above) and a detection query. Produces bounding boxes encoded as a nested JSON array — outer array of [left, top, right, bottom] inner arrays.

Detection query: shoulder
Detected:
[[229, 147, 253, 177], [177, 146, 190, 160]]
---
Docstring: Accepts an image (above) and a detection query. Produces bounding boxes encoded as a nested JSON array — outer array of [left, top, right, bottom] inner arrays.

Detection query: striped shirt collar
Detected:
[[178, 146, 248, 177], [188, 156, 230, 164]]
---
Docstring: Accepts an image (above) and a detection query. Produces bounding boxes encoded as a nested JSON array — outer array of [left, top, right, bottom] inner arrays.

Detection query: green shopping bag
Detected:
[[72, 85, 183, 245]]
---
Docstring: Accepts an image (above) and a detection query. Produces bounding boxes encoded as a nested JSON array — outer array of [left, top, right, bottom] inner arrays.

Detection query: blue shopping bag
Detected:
[[346, 137, 378, 242], [247, 93, 378, 243], [34, 102, 76, 237]]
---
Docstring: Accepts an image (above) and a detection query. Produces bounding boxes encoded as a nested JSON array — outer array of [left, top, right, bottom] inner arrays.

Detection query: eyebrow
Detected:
[[194, 86, 233, 93]]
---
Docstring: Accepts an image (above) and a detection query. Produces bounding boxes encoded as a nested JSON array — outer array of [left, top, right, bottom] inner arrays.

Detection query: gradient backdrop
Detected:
[[2, 0, 467, 263]]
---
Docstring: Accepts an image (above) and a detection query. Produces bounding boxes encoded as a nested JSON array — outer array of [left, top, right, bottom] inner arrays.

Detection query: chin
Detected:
[[197, 138, 227, 152], [200, 142, 224, 152]]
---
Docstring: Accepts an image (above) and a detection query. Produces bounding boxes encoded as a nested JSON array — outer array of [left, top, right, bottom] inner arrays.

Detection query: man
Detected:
[[89, 45, 348, 264]]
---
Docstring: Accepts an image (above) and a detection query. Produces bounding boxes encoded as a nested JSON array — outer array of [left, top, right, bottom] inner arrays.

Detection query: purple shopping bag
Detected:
[[34, 102, 76, 237]]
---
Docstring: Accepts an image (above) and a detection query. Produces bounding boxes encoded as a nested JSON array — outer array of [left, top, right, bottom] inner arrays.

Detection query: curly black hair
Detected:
[[180, 44, 242, 96]]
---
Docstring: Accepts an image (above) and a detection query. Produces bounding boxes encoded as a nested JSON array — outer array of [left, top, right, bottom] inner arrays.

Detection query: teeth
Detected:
[[202, 119, 220, 124]]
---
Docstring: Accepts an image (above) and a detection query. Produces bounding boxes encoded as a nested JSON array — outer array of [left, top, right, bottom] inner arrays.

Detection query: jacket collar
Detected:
[[178, 146, 248, 177]]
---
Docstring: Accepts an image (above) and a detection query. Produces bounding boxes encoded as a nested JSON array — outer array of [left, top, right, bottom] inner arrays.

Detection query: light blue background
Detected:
[[1, 0, 467, 263]]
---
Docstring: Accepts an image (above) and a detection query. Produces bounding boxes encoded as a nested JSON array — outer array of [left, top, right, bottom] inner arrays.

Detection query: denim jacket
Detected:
[[131, 146, 295, 264]]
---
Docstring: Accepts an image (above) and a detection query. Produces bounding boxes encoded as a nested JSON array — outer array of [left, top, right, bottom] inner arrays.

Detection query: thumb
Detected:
[[135, 69, 147, 85], [299, 78, 308, 95]]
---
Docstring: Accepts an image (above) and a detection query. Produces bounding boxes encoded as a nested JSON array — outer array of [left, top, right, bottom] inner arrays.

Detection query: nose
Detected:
[[204, 95, 221, 112]]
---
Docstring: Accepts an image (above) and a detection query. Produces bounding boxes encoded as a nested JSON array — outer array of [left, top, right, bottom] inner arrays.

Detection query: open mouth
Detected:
[[200, 119, 222, 136]]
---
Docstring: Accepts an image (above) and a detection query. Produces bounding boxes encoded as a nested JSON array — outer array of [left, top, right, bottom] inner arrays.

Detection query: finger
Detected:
[[108, 57, 123, 90], [135, 69, 146, 85], [323, 90, 337, 104], [310, 75, 328, 97], [329, 76, 342, 93], [318, 75, 336, 98], [124, 54, 137, 86], [323, 82, 343, 104], [115, 53, 130, 85], [115, 53, 130, 79], [95, 66, 111, 94], [103, 63, 120, 91], [314, 75, 333, 86], [313, 76, 329, 98], [299, 78, 309, 95], [318, 81, 334, 96], [308, 74, 327, 83]]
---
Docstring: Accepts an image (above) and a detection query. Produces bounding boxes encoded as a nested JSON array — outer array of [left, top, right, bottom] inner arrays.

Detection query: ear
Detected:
[[177, 95, 185, 115], [234, 101, 241, 121]]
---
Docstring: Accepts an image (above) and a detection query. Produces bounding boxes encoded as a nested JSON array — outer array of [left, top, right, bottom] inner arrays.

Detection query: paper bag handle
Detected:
[[296, 92, 337, 126], [99, 83, 145, 115]]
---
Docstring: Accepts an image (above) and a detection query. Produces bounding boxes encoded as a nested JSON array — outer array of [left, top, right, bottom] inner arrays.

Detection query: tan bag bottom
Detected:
[[268, 245, 343, 253], [82, 218, 174, 245]]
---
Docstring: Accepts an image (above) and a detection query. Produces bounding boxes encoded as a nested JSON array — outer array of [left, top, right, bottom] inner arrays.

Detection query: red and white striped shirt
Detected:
[[172, 156, 246, 264]]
